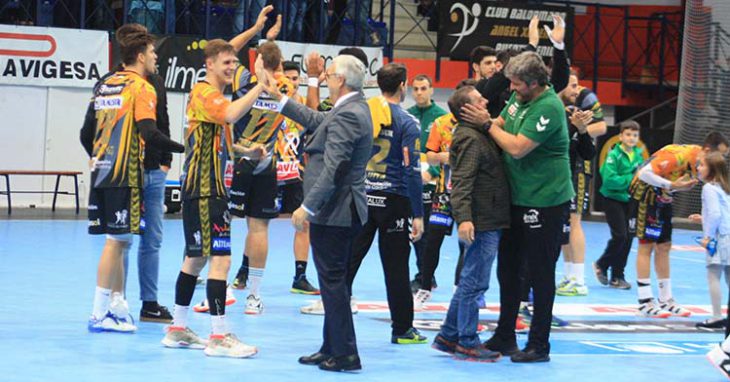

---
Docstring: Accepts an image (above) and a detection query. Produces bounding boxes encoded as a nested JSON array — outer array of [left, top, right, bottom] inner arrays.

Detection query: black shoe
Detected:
[[232, 267, 248, 290], [291, 276, 320, 295], [609, 276, 631, 290], [511, 347, 550, 363], [299, 352, 330, 365], [432, 276, 438, 290], [410, 276, 422, 294], [483, 334, 519, 356], [592, 262, 609, 286], [697, 318, 728, 330], [318, 354, 362, 372], [140, 302, 173, 323]]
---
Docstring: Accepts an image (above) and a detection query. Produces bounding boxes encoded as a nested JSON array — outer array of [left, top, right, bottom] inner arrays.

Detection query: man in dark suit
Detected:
[[258, 53, 372, 372]]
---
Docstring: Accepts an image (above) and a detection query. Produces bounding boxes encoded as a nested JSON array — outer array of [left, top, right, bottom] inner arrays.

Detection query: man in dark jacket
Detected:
[[431, 85, 510, 362]]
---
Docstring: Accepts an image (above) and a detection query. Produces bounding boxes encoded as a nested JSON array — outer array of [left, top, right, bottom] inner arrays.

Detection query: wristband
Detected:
[[307, 77, 319, 87]]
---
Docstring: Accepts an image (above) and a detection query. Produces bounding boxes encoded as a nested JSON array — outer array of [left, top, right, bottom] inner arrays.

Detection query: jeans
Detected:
[[235, 0, 265, 37], [347, 0, 372, 45], [440, 230, 501, 348], [286, 0, 306, 42], [124, 169, 167, 302]]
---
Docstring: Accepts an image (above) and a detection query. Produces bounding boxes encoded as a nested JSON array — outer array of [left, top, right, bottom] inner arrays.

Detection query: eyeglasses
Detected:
[[325, 72, 342, 80]]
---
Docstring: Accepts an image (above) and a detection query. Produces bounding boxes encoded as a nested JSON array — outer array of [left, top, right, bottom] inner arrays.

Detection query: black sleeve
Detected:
[[150, 74, 173, 167], [576, 131, 596, 160], [80, 100, 96, 157], [138, 119, 185, 153], [477, 72, 511, 118], [550, 48, 570, 93]]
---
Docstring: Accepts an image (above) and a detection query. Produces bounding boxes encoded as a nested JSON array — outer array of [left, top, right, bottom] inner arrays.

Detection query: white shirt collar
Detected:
[[333, 91, 359, 108]]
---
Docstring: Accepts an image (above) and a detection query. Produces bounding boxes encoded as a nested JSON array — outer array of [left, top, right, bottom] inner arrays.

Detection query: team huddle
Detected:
[[80, 5, 730, 373]]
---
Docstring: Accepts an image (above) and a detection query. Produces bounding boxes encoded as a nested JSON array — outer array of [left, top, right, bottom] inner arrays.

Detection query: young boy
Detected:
[[594, 121, 644, 289]]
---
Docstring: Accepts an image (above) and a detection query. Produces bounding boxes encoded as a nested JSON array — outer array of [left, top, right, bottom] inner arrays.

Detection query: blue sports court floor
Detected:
[[0, 218, 724, 381]]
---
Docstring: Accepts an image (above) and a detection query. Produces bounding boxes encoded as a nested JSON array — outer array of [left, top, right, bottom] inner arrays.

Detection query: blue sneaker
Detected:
[[88, 311, 137, 333], [518, 303, 569, 327], [453, 344, 502, 363]]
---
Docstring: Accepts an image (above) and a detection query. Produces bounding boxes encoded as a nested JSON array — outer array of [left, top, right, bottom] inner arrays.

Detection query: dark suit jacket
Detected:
[[281, 92, 373, 227]]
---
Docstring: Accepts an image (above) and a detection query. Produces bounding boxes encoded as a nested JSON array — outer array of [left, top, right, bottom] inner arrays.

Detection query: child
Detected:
[[594, 121, 643, 289], [699, 152, 730, 379], [689, 152, 730, 329]]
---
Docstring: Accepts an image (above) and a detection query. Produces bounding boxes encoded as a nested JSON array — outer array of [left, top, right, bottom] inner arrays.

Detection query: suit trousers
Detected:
[[309, 204, 362, 357]]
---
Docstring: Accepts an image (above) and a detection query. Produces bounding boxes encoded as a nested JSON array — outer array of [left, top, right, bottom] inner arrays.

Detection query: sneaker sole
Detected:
[[431, 343, 456, 355], [637, 312, 671, 319], [161, 338, 206, 349], [392, 338, 428, 345], [140, 316, 173, 323], [193, 299, 237, 313], [88, 325, 136, 333], [706, 351, 730, 379], [204, 347, 258, 358], [244, 309, 263, 315], [290, 288, 321, 295], [555, 290, 588, 297], [511, 355, 550, 363], [300, 309, 325, 315], [609, 284, 632, 290], [453, 353, 502, 363]]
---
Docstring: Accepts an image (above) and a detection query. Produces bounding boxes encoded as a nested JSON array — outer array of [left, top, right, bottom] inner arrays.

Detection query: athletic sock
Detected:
[[658, 278, 672, 302], [207, 278, 228, 334], [295, 261, 307, 280], [92, 286, 112, 319], [573, 263, 585, 285], [637, 278, 653, 303], [563, 261, 572, 280], [171, 271, 198, 327], [172, 305, 189, 328], [240, 254, 249, 270], [174, 271, 198, 306], [249, 267, 264, 297]]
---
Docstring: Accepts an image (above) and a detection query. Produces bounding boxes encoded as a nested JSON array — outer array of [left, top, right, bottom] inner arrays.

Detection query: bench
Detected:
[[0, 170, 82, 215]]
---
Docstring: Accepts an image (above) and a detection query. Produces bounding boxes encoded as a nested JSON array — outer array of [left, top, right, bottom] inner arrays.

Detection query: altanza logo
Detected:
[[0, 32, 101, 80]]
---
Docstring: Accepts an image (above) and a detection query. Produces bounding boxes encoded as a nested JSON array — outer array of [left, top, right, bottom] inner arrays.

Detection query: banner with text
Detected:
[[269, 40, 384, 88], [438, 1, 574, 61], [154, 36, 249, 93], [0, 25, 107, 88]]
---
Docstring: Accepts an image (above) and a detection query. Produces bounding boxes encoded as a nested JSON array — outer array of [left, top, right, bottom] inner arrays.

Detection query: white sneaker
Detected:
[[556, 276, 571, 289], [109, 292, 130, 318], [556, 278, 589, 296], [244, 294, 264, 315], [87, 311, 137, 333], [193, 287, 238, 313], [300, 299, 325, 315], [658, 298, 692, 317], [413, 289, 432, 311], [161, 326, 208, 349], [707, 344, 730, 379], [204, 333, 257, 358], [299, 298, 359, 315], [637, 299, 671, 318]]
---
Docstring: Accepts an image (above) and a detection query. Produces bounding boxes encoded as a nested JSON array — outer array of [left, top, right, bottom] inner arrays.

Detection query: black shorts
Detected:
[[570, 172, 591, 216], [183, 197, 232, 257], [88, 187, 144, 235], [635, 189, 673, 243], [229, 159, 278, 219], [428, 192, 454, 235], [277, 181, 304, 214]]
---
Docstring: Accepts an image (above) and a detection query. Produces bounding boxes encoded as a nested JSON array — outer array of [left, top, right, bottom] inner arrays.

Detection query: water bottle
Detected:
[[696, 236, 718, 256]]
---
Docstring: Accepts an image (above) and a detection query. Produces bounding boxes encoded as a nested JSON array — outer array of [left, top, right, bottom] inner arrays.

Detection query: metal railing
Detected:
[[0, 0, 386, 48]]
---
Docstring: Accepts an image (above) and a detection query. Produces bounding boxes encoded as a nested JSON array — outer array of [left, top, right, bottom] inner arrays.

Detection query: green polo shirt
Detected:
[[407, 102, 448, 152], [500, 86, 574, 207]]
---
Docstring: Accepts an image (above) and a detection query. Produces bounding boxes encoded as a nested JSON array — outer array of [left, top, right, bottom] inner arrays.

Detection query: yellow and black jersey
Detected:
[[89, 70, 157, 189], [274, 93, 306, 184], [232, 66, 297, 175], [182, 81, 234, 200]]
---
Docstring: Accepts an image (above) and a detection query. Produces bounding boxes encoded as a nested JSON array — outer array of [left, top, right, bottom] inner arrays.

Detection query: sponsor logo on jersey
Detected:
[[253, 99, 281, 112], [367, 195, 386, 207], [94, 96, 122, 110], [212, 237, 231, 251]]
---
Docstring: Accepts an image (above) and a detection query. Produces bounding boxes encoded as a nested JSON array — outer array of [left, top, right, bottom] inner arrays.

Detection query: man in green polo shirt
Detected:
[[407, 74, 448, 292], [460, 51, 573, 363]]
